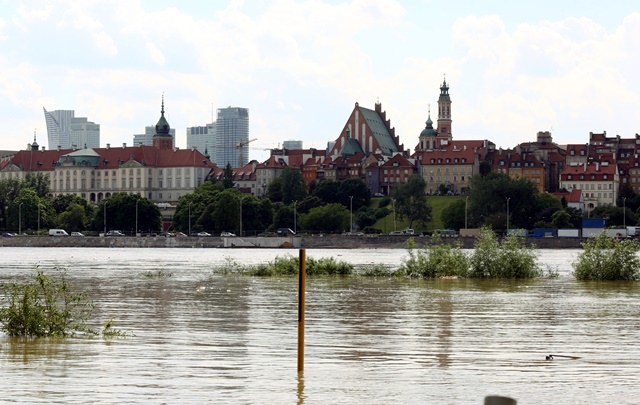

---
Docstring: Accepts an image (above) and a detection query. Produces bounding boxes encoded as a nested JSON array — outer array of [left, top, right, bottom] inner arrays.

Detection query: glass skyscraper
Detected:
[[43, 108, 100, 149], [214, 107, 249, 168]]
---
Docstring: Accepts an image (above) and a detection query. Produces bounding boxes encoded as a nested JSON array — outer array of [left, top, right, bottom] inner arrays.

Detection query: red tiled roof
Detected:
[[414, 148, 477, 164], [560, 162, 616, 177], [3, 146, 216, 172]]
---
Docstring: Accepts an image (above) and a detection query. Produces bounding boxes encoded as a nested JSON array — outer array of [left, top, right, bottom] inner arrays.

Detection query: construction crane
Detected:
[[236, 138, 257, 168]]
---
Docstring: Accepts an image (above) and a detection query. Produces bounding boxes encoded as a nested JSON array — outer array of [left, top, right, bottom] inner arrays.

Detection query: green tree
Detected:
[[8, 188, 43, 233], [469, 173, 540, 230], [213, 190, 241, 234], [23, 173, 51, 198], [223, 163, 234, 189], [0, 178, 23, 230], [393, 175, 430, 229], [312, 180, 340, 204], [51, 194, 94, 231], [280, 168, 306, 204], [441, 199, 466, 230], [266, 177, 283, 202], [337, 178, 371, 210], [574, 232, 640, 280], [92, 194, 161, 234], [272, 203, 294, 231], [173, 182, 224, 233], [300, 203, 349, 233], [551, 209, 571, 229], [242, 197, 274, 235], [532, 193, 563, 227], [58, 203, 89, 232], [591, 205, 635, 227]]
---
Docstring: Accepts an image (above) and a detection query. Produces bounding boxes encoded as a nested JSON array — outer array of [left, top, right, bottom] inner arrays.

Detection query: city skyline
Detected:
[[1, 1, 639, 162]]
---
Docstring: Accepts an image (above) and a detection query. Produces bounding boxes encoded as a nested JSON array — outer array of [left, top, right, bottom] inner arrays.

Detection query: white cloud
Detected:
[[1, 1, 639, 158], [145, 42, 165, 66]]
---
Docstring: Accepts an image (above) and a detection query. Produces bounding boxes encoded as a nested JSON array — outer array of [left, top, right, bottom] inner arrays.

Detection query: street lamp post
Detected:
[[506, 197, 511, 234], [349, 195, 354, 233], [465, 196, 468, 229], [238, 196, 243, 237], [392, 198, 397, 232], [103, 201, 107, 236], [188, 202, 192, 236], [135, 199, 139, 237], [293, 201, 297, 234], [37, 204, 41, 233], [18, 202, 23, 235], [623, 197, 627, 230]]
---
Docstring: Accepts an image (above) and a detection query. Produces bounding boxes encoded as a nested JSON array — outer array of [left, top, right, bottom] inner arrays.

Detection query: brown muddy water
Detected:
[[0, 247, 639, 404]]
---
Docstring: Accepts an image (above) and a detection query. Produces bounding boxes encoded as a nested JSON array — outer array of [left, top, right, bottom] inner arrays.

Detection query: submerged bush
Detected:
[[244, 255, 353, 276], [468, 227, 541, 279], [0, 270, 95, 337], [574, 232, 640, 280], [398, 236, 470, 278]]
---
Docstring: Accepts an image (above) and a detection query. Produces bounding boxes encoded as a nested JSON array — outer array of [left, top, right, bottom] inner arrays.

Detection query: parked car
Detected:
[[196, 231, 211, 237], [70, 232, 85, 237], [436, 229, 458, 238], [1, 232, 16, 237], [220, 231, 236, 237], [277, 228, 296, 235], [105, 230, 125, 237], [49, 229, 69, 236]]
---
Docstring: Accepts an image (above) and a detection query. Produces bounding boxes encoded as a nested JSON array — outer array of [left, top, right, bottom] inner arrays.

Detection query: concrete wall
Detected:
[[0, 234, 586, 249]]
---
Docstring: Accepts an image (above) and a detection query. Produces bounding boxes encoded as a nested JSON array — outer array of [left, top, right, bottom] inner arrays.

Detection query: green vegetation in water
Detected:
[[248, 255, 353, 276], [399, 234, 470, 278], [0, 269, 128, 338], [573, 232, 640, 280], [397, 227, 543, 279], [468, 227, 542, 278], [216, 228, 546, 280], [102, 319, 131, 338], [0, 269, 95, 337], [142, 270, 173, 279], [215, 255, 354, 276]]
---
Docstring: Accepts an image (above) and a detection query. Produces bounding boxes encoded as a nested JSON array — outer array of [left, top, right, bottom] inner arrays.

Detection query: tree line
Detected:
[[3, 167, 635, 236]]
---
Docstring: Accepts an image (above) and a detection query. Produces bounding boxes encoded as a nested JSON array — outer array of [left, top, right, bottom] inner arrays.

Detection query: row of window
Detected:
[[52, 167, 190, 177], [564, 183, 614, 191], [428, 158, 467, 164], [566, 174, 610, 180]]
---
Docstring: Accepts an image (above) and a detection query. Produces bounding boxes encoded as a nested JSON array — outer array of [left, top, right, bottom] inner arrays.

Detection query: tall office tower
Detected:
[[214, 107, 249, 168], [133, 126, 175, 146], [69, 117, 100, 149], [186, 122, 216, 157], [43, 108, 101, 149], [283, 140, 303, 150]]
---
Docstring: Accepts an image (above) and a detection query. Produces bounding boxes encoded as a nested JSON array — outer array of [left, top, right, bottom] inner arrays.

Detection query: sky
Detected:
[[1, 0, 639, 163]]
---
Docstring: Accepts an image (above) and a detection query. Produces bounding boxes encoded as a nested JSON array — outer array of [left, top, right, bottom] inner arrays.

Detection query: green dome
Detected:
[[420, 115, 437, 137], [155, 98, 171, 136]]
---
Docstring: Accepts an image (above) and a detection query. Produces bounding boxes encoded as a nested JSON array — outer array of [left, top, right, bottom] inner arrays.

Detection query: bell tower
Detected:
[[153, 95, 174, 150], [437, 75, 452, 140]]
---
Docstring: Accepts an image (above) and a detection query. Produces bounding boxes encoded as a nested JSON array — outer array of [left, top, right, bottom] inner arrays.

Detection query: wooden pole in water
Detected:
[[297, 249, 306, 373], [484, 396, 517, 405]]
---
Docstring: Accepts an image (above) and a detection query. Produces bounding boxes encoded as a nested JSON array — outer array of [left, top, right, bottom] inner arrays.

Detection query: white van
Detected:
[[48, 229, 69, 236]]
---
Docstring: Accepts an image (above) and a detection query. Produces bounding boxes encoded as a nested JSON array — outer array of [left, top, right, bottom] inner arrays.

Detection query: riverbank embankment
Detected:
[[0, 234, 586, 249]]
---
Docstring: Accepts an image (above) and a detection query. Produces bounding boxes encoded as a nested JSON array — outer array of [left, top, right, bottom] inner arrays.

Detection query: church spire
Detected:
[[437, 74, 452, 138], [153, 94, 173, 150]]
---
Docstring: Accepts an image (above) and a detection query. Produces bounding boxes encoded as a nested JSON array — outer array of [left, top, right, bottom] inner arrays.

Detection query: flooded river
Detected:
[[1, 247, 639, 404]]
